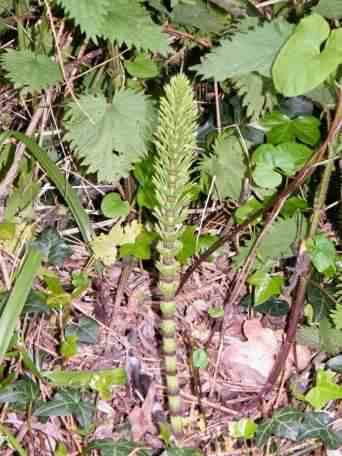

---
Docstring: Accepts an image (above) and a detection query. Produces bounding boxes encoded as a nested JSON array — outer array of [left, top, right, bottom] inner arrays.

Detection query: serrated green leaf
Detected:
[[193, 19, 294, 80], [102, 1, 169, 54], [273, 14, 342, 96], [200, 134, 247, 201], [0, 49, 62, 91], [101, 193, 129, 219], [64, 91, 153, 183], [171, 0, 228, 34]]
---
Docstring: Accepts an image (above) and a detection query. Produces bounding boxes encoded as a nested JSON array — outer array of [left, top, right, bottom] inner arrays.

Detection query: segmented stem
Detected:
[[153, 75, 198, 439]]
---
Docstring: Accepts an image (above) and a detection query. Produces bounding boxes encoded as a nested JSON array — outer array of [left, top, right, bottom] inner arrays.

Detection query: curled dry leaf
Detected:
[[222, 319, 311, 388]]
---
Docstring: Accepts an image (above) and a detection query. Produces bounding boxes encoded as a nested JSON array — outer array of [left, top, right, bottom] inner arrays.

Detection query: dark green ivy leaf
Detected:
[[32, 227, 72, 266], [298, 412, 342, 449]]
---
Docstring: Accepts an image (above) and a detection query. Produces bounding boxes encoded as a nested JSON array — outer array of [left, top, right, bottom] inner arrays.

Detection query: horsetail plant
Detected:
[[153, 74, 198, 440]]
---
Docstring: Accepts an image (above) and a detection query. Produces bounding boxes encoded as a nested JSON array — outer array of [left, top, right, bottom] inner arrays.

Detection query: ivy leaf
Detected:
[[273, 14, 342, 96], [248, 271, 284, 305], [193, 19, 294, 80], [200, 134, 247, 201], [64, 91, 153, 183], [0, 49, 61, 91], [313, 0, 342, 19], [33, 227, 72, 266], [255, 297, 289, 316], [85, 438, 151, 456], [305, 369, 342, 410], [298, 412, 342, 449]]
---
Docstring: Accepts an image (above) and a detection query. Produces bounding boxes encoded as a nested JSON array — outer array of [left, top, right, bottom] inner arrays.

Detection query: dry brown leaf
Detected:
[[128, 382, 157, 441]]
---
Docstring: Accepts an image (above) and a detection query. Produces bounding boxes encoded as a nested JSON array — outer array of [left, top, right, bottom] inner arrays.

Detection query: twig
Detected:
[[163, 23, 211, 49]]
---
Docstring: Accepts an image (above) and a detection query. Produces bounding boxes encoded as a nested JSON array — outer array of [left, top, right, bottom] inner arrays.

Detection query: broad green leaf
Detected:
[[248, 271, 283, 305], [200, 134, 247, 201], [0, 247, 42, 363], [192, 349, 208, 369], [313, 0, 342, 19], [229, 418, 257, 439], [120, 229, 157, 260], [273, 14, 342, 96], [274, 143, 313, 175], [101, 193, 129, 219], [234, 215, 306, 269], [252, 165, 282, 188], [305, 369, 342, 410], [208, 306, 224, 318], [234, 197, 264, 224], [281, 197, 308, 218], [60, 335, 78, 359], [0, 222, 15, 240], [0, 49, 61, 91], [193, 19, 294, 80], [126, 54, 159, 79], [42, 368, 127, 388], [64, 91, 153, 183], [32, 227, 72, 266], [307, 234, 336, 276]]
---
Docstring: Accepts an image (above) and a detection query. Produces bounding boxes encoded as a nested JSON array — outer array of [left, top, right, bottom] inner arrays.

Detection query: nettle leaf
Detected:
[[200, 134, 247, 201], [171, 0, 228, 34], [102, 1, 169, 54], [313, 0, 342, 19], [193, 18, 294, 80], [232, 73, 277, 121], [0, 378, 39, 405], [0, 49, 61, 91], [58, 0, 169, 53], [64, 91, 153, 183], [273, 14, 342, 96], [262, 112, 321, 146], [57, 0, 109, 41], [307, 234, 336, 277], [248, 271, 284, 305], [33, 227, 72, 266], [305, 369, 342, 410]]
